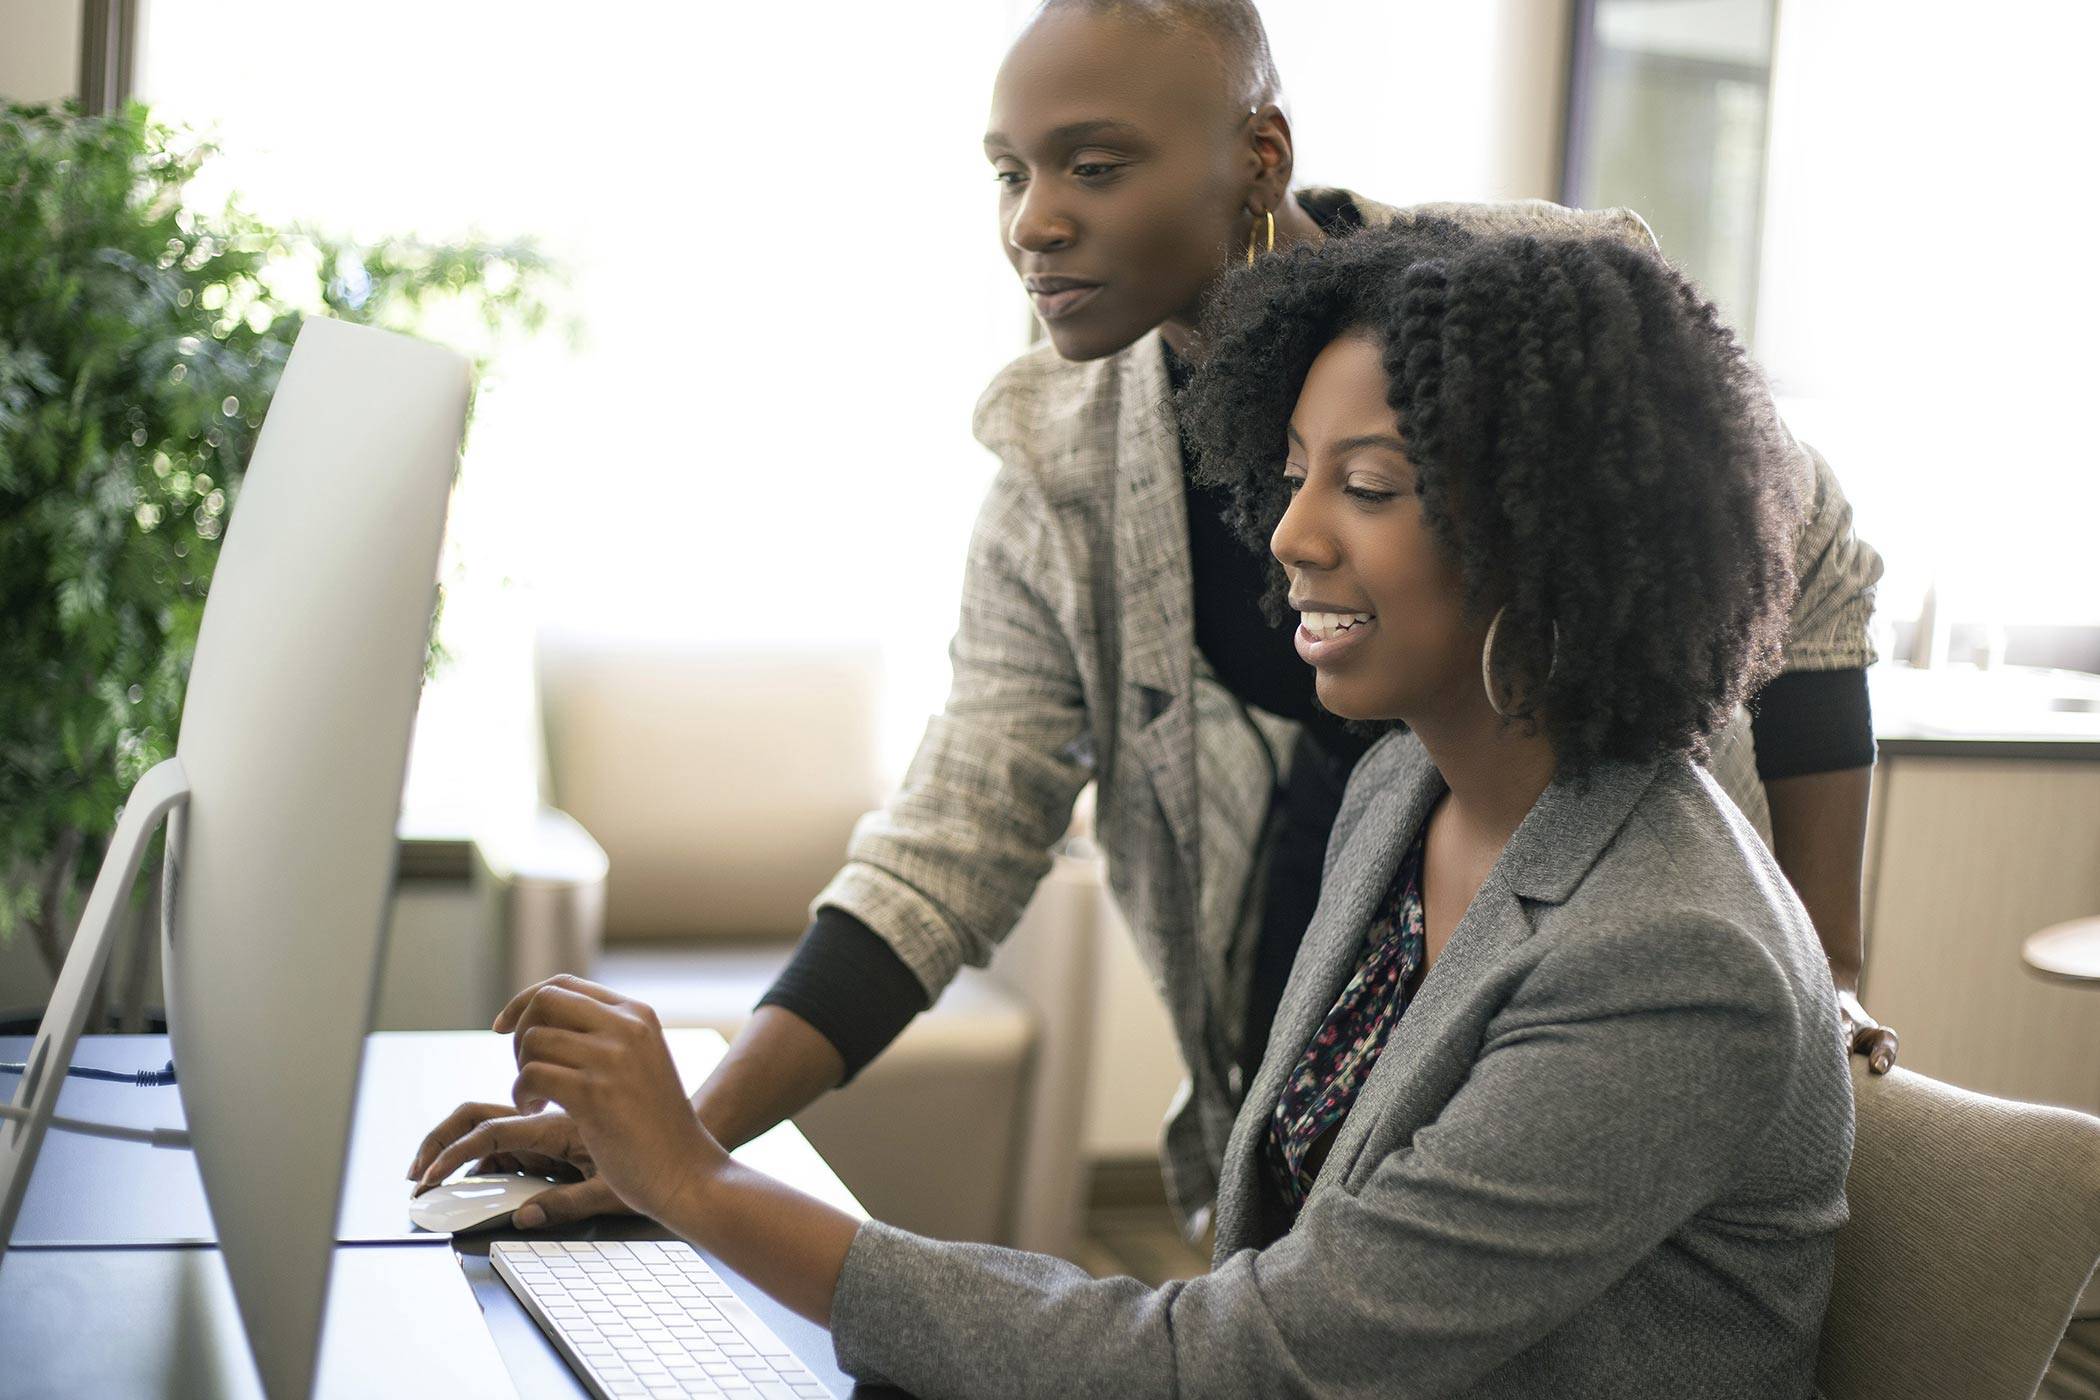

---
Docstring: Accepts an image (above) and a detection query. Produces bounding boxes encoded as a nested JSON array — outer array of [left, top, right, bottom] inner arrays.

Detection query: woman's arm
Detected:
[[655, 1156, 861, 1327], [1764, 765, 1897, 1071], [1767, 441, 1898, 1069], [409, 432, 1101, 1221]]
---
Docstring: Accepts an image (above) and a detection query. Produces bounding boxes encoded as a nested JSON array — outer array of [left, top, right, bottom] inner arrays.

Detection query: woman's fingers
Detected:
[[415, 1109, 574, 1195], [408, 1101, 515, 1180], [506, 985, 627, 1065], [494, 974, 627, 1033], [514, 1061, 590, 1117], [1834, 987, 1899, 1074], [516, 1023, 601, 1073], [1858, 1024, 1899, 1075], [512, 1175, 629, 1231]]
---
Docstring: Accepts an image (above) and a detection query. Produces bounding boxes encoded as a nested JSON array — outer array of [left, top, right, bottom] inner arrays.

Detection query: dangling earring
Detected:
[[1245, 207, 1276, 266]]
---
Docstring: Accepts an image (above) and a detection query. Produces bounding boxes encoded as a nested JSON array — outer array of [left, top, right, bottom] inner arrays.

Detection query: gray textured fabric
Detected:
[[812, 192, 1885, 1230], [1816, 1061, 2100, 1400], [830, 731, 1855, 1398]]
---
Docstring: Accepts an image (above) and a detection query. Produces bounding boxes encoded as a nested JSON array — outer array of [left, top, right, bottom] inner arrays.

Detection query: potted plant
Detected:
[[0, 100, 563, 1030]]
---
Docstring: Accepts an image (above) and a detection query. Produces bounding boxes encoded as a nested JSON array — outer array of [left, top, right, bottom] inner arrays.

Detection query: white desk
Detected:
[[2, 1030, 889, 1398]]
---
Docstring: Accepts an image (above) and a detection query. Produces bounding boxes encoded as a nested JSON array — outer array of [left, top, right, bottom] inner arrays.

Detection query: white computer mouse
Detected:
[[408, 1173, 560, 1235]]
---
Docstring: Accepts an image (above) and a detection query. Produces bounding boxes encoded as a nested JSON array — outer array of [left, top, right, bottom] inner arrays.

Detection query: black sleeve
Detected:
[[755, 906, 930, 1084], [1747, 667, 1876, 781]]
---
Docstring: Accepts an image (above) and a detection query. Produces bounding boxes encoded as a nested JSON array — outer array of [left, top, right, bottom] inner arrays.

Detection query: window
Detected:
[[139, 4, 1033, 787], [1756, 2, 2100, 644]]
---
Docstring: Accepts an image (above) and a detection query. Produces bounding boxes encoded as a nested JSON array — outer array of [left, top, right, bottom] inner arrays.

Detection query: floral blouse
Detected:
[[1263, 827, 1430, 1216]]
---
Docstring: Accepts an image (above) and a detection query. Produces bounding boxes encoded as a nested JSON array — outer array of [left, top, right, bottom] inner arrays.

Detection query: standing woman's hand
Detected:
[[1836, 987, 1898, 1075], [492, 974, 728, 1223]]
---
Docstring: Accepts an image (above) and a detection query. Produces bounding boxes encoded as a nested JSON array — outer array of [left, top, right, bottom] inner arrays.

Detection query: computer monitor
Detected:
[[0, 316, 471, 1400]]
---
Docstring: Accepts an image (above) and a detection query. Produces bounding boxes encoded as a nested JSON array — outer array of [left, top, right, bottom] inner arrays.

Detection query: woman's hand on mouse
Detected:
[[488, 974, 727, 1226], [407, 1101, 628, 1229]]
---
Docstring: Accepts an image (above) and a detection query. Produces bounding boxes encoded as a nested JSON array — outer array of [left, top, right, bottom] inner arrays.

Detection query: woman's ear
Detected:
[[1245, 102, 1297, 213]]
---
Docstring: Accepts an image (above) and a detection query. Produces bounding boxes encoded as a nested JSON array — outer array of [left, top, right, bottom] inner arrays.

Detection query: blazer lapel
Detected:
[[1310, 757, 1665, 1193], [1112, 333, 1200, 885], [1212, 735, 1445, 1250]]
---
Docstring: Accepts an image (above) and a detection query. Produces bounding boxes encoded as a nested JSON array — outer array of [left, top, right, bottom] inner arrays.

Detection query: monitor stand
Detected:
[[0, 755, 190, 1255]]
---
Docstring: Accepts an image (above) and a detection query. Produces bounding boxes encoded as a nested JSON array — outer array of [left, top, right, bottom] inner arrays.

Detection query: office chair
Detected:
[[1816, 1059, 2100, 1399]]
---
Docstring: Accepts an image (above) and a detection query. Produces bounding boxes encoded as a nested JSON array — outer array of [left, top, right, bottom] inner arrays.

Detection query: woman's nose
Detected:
[[1007, 185, 1074, 256], [1272, 487, 1339, 575]]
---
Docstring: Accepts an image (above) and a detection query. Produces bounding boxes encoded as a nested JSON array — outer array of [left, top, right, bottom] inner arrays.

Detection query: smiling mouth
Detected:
[[1298, 609, 1375, 640]]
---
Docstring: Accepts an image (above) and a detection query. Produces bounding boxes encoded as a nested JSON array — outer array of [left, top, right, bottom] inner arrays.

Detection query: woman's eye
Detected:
[[1345, 485, 1399, 504], [1282, 473, 1306, 495]]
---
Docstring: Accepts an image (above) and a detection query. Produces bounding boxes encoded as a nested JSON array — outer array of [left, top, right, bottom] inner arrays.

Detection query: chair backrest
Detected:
[[1817, 1058, 2100, 1399], [535, 635, 884, 941]]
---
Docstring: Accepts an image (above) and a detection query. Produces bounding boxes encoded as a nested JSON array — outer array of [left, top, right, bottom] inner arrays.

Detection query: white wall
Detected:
[[0, 0, 81, 102]]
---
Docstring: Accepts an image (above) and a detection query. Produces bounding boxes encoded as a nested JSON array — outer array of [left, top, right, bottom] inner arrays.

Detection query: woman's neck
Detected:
[[1161, 192, 1329, 358], [1408, 700, 1559, 852]]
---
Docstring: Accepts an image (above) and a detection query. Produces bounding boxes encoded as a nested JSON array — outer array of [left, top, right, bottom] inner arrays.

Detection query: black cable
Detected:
[[0, 1058, 177, 1086]]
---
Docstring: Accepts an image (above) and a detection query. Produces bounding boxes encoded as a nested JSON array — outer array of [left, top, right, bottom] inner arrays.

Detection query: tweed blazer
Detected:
[[829, 731, 1856, 1399], [811, 193, 1884, 1228]]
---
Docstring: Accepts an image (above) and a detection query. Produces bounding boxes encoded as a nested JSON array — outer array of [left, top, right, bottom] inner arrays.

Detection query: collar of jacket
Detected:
[[1300, 733, 1662, 960]]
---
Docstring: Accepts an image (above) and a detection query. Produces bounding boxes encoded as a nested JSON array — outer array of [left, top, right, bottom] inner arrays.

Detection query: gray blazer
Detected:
[[814, 194, 1884, 1232], [830, 732, 1856, 1398]]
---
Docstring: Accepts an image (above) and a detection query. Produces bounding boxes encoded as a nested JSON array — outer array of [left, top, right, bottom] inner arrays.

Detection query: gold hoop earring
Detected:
[[1482, 607, 1560, 720], [1482, 606, 1513, 719], [1245, 208, 1276, 266]]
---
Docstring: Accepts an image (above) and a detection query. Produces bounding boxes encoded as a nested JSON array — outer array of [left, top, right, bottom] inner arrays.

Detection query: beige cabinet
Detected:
[[1862, 749, 2100, 1115]]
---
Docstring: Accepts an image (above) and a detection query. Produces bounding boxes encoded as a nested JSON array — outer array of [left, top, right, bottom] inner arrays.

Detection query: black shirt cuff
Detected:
[[1749, 667, 1876, 781], [756, 907, 929, 1083]]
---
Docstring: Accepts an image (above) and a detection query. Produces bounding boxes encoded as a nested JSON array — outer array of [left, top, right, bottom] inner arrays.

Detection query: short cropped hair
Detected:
[[1035, 0, 1283, 108], [1181, 221, 1803, 779]]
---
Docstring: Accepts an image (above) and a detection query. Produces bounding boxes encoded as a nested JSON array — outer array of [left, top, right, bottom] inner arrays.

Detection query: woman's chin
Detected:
[[1312, 672, 1384, 724], [1041, 315, 1146, 364]]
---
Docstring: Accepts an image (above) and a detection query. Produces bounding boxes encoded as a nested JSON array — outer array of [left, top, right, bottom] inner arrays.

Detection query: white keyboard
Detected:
[[491, 1239, 835, 1399]]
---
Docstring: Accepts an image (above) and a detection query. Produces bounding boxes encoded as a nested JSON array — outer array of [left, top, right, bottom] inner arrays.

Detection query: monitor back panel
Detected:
[[165, 315, 469, 1399]]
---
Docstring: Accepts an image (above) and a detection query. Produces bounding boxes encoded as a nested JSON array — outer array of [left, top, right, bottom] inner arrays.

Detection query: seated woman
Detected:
[[412, 224, 1854, 1399]]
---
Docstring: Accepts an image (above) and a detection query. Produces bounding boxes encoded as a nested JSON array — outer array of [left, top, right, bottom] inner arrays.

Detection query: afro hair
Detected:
[[1180, 219, 1802, 779]]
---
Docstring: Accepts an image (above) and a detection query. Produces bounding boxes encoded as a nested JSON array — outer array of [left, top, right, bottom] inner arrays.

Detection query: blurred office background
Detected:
[[4, 0, 2097, 1312]]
